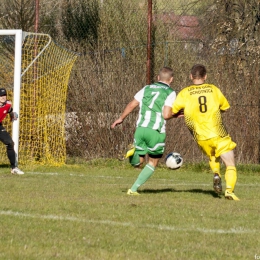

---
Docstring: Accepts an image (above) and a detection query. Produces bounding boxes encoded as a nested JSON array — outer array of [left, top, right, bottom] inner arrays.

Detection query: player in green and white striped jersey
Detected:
[[111, 67, 176, 195]]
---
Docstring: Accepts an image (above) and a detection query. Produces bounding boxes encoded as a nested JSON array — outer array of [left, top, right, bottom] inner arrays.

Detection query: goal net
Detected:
[[0, 30, 78, 166]]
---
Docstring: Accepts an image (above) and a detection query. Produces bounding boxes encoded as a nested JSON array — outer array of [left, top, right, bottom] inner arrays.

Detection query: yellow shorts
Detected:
[[197, 135, 236, 158]]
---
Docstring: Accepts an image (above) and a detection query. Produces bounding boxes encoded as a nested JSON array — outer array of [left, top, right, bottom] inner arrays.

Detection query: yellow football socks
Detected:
[[209, 156, 221, 176], [225, 166, 237, 192]]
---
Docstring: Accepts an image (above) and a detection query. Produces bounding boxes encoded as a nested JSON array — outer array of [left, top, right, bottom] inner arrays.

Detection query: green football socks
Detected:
[[129, 152, 140, 166], [130, 163, 155, 192]]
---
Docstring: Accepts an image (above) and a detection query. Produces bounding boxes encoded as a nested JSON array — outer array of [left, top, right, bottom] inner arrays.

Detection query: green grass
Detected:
[[0, 160, 259, 259]]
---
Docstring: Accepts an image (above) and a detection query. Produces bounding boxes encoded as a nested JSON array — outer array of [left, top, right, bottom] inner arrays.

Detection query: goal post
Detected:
[[0, 29, 78, 166], [0, 29, 23, 162]]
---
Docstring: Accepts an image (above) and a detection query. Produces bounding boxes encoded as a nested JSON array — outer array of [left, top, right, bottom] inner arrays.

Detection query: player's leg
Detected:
[[209, 156, 221, 176], [220, 150, 239, 200], [197, 138, 222, 193], [118, 143, 136, 161], [216, 136, 239, 200], [127, 128, 164, 195], [127, 127, 147, 167], [129, 150, 143, 167], [0, 125, 24, 174], [118, 127, 144, 166], [0, 125, 16, 168], [127, 157, 159, 195], [197, 138, 220, 174], [208, 153, 223, 194], [210, 156, 222, 194]]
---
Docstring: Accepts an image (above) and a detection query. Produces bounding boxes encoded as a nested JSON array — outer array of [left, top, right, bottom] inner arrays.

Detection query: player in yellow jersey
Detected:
[[163, 64, 239, 200]]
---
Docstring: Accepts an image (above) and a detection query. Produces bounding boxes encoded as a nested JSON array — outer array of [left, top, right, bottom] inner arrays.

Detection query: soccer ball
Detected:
[[165, 152, 183, 169]]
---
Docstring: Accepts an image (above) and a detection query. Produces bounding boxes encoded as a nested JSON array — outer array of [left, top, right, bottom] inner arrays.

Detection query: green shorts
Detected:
[[133, 127, 166, 157], [197, 135, 236, 158]]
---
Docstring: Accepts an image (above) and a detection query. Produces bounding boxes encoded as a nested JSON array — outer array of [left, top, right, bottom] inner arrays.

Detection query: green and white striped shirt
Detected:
[[134, 82, 176, 133]]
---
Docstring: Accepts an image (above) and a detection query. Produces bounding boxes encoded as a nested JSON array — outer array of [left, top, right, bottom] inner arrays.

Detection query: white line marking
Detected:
[[27, 172, 58, 175], [0, 210, 256, 234]]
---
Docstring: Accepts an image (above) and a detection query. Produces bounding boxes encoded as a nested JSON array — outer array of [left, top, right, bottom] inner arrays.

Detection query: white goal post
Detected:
[[0, 29, 23, 162], [0, 29, 78, 166]]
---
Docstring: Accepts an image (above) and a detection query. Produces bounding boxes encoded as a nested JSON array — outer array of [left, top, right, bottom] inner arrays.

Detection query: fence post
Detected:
[[146, 0, 152, 85]]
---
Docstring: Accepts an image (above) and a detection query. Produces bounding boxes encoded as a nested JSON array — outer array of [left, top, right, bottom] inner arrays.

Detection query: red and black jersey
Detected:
[[0, 101, 12, 123]]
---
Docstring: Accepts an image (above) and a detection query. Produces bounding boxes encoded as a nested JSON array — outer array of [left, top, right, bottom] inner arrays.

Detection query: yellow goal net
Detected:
[[0, 31, 78, 166]]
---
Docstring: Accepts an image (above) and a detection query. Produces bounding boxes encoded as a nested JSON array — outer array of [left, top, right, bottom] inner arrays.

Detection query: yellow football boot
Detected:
[[118, 143, 135, 161], [127, 189, 140, 195], [225, 190, 240, 201]]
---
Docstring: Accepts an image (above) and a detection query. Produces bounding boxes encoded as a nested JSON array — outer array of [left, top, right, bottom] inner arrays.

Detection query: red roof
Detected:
[[154, 12, 202, 40]]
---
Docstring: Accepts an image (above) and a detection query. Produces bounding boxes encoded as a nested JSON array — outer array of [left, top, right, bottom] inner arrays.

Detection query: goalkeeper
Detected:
[[111, 67, 176, 195], [163, 64, 239, 200], [0, 88, 24, 175]]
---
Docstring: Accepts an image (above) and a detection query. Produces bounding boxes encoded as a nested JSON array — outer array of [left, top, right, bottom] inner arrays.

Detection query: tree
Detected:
[[38, 3, 59, 37], [202, 0, 260, 64], [61, 0, 100, 48], [0, 0, 35, 31]]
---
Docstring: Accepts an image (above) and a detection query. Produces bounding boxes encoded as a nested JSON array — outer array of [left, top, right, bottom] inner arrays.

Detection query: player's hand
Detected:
[[173, 109, 184, 118], [10, 112, 18, 122], [111, 118, 123, 129]]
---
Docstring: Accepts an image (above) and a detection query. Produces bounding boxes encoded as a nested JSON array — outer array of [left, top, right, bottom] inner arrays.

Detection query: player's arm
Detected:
[[164, 89, 186, 119], [163, 105, 173, 120], [173, 109, 184, 118], [7, 101, 18, 122], [171, 93, 185, 118], [9, 111, 18, 122], [163, 106, 184, 120], [111, 99, 139, 128], [163, 91, 177, 120]]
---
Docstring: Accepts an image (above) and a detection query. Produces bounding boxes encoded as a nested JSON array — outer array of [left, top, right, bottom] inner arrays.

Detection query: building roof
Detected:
[[154, 12, 202, 40]]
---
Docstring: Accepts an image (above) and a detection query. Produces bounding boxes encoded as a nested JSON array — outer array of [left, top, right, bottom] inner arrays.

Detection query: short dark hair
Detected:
[[191, 64, 207, 79], [158, 67, 174, 81]]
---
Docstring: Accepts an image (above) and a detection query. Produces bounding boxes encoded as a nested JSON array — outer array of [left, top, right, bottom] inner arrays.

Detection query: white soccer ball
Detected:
[[165, 152, 183, 169]]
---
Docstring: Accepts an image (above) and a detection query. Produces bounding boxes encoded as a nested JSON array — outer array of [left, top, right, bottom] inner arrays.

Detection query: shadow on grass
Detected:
[[0, 164, 10, 168], [127, 188, 221, 198]]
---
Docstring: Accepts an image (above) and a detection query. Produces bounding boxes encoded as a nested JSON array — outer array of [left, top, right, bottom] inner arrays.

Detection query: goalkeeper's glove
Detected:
[[10, 112, 18, 122]]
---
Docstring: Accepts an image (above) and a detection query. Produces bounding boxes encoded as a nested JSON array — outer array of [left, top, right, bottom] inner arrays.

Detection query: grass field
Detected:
[[0, 160, 259, 260]]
